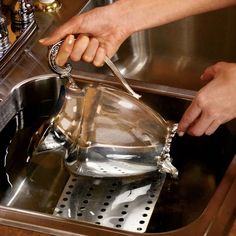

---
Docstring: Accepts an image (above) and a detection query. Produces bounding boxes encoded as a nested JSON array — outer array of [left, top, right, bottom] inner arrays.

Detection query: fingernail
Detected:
[[39, 38, 47, 43], [93, 60, 104, 67], [68, 35, 74, 45], [178, 131, 184, 137]]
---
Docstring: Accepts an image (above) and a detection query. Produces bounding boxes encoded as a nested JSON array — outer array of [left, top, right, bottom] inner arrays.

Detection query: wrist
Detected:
[[111, 0, 141, 36]]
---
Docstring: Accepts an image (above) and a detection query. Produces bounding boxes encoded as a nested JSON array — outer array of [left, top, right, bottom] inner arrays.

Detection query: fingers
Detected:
[[178, 95, 221, 136], [93, 47, 106, 67], [178, 95, 217, 136], [39, 16, 80, 46], [200, 61, 227, 81], [47, 34, 106, 67], [178, 106, 217, 137], [186, 112, 216, 136], [200, 66, 215, 81], [56, 35, 75, 66], [70, 35, 90, 62], [82, 37, 99, 63], [70, 35, 105, 66], [205, 120, 220, 136], [177, 100, 201, 136]]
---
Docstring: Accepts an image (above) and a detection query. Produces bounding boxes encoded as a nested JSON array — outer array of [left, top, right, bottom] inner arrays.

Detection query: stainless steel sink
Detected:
[[0, 0, 236, 235], [74, 0, 236, 91], [0, 73, 235, 235]]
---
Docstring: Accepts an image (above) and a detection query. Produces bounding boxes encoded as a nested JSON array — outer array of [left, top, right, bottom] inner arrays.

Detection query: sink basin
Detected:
[[0, 0, 236, 235], [75, 0, 236, 91], [0, 73, 235, 235]]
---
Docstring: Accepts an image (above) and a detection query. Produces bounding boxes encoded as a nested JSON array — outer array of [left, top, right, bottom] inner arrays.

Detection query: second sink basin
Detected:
[[75, 0, 236, 91]]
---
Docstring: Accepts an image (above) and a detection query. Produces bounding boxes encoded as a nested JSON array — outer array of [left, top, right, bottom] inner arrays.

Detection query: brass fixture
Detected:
[[34, 0, 61, 12]]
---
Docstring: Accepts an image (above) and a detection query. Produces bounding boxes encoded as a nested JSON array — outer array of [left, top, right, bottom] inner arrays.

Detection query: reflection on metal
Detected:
[[104, 56, 141, 99], [34, 0, 61, 12], [117, 30, 151, 79], [0, 1, 37, 74], [0, 0, 235, 234], [54, 174, 165, 233], [48, 40, 72, 77], [6, 178, 27, 207], [11, 0, 35, 27], [0, 15, 10, 58], [0, 73, 235, 235], [45, 41, 178, 178], [0, 20, 37, 73], [28, 83, 178, 178]]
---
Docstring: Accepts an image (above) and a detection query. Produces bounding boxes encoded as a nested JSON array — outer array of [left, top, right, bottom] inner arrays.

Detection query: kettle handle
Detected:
[[48, 39, 141, 99]]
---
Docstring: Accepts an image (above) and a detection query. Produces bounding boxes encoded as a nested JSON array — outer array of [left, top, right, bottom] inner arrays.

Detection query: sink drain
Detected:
[[53, 173, 165, 233]]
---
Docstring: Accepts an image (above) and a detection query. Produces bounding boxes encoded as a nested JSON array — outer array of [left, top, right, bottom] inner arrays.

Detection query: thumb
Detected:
[[200, 66, 216, 81], [39, 16, 81, 46]]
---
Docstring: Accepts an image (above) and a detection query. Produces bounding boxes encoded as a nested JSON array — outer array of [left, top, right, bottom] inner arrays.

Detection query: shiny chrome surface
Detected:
[[0, 1, 37, 75], [0, 74, 235, 236], [28, 80, 178, 178], [104, 56, 141, 99], [44, 41, 179, 178], [0, 10, 10, 57], [76, 0, 236, 91], [0, 0, 235, 235], [48, 39, 73, 77], [11, 0, 35, 26], [54, 174, 165, 233]]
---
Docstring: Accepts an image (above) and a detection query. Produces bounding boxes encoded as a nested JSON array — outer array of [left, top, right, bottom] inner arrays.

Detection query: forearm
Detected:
[[112, 0, 236, 34]]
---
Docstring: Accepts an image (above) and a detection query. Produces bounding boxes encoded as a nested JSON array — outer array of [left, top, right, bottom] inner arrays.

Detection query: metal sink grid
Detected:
[[53, 173, 166, 233]]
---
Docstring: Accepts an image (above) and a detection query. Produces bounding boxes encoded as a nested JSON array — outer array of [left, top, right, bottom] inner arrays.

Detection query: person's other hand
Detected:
[[39, 3, 132, 67], [178, 62, 236, 136]]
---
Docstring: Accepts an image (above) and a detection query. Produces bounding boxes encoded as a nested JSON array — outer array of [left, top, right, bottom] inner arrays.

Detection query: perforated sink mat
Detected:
[[53, 173, 166, 233]]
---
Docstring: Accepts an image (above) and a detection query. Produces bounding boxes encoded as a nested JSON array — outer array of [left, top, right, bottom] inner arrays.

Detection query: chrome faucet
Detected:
[[0, 0, 37, 72], [11, 0, 35, 28], [0, 1, 10, 58]]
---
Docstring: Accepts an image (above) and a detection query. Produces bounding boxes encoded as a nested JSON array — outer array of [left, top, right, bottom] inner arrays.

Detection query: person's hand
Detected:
[[39, 3, 133, 67], [178, 62, 236, 136]]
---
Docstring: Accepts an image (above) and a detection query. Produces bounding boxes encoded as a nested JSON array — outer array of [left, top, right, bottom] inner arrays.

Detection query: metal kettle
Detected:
[[28, 41, 178, 178]]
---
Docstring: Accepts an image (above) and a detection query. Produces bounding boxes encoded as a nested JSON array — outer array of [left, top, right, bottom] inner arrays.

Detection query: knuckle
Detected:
[[70, 53, 80, 62], [180, 116, 191, 126], [78, 34, 89, 42], [82, 54, 92, 63], [93, 59, 103, 67], [90, 37, 98, 43], [188, 128, 203, 137], [205, 123, 220, 136], [195, 92, 206, 108], [205, 108, 217, 119], [214, 61, 225, 68]]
